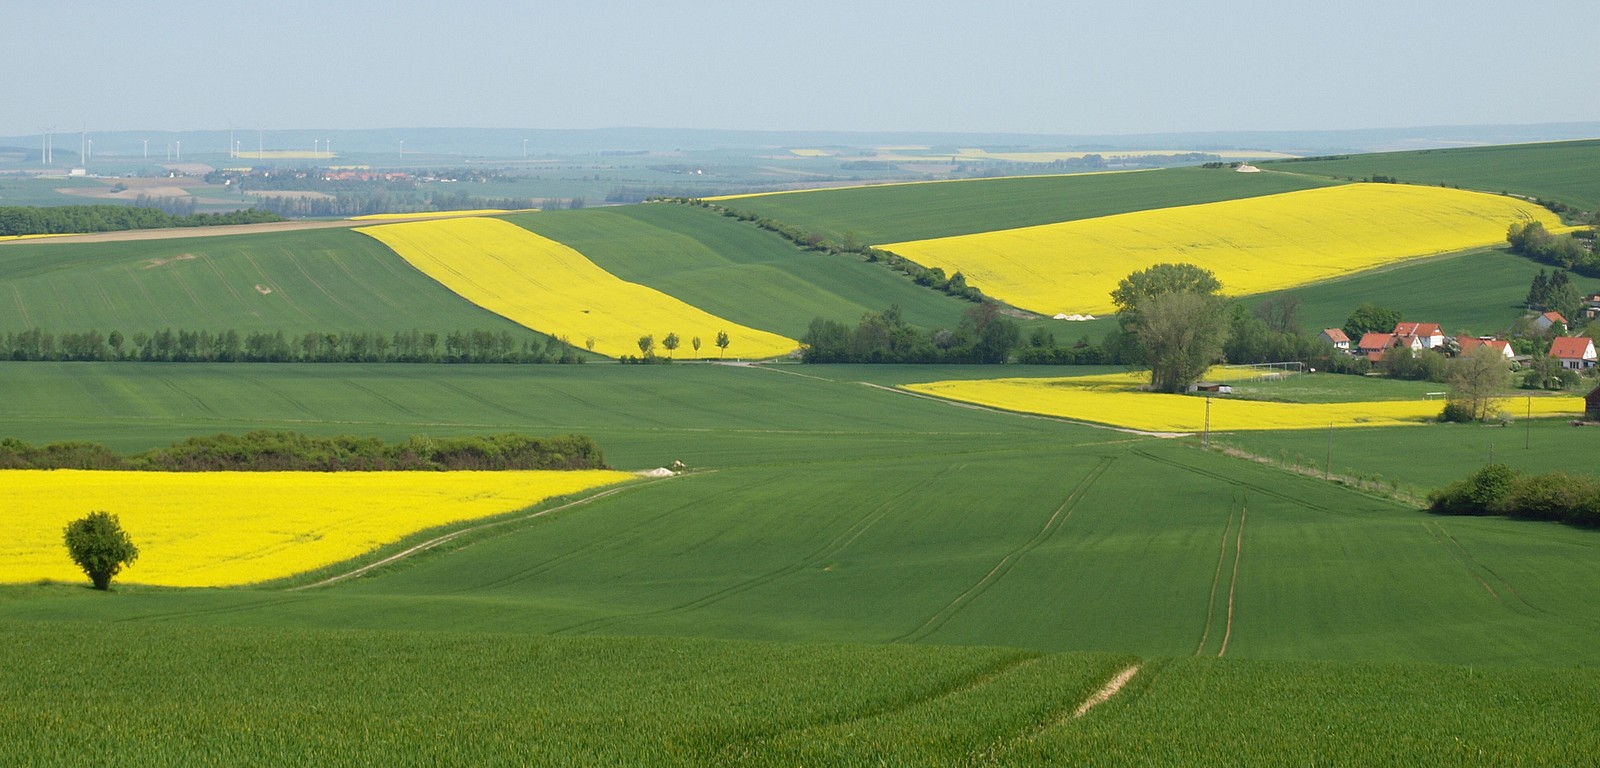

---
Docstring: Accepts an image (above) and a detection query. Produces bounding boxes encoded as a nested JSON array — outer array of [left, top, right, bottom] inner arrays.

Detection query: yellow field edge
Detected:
[[356, 217, 799, 358], [4, 469, 636, 587], [880, 184, 1564, 315], [901, 373, 1585, 433]]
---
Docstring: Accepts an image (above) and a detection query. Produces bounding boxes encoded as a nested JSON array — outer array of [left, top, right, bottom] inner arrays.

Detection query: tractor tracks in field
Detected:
[[1422, 520, 1543, 616], [891, 456, 1115, 645], [1194, 492, 1247, 658], [548, 466, 961, 637]]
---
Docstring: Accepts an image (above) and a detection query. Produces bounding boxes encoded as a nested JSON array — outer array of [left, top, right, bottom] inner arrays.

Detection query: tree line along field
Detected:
[[1263, 139, 1600, 212]]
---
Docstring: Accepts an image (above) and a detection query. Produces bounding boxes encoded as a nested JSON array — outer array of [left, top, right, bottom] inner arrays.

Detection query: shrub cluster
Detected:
[[0, 205, 282, 236], [660, 198, 987, 303], [0, 328, 585, 363], [800, 304, 1019, 364], [1429, 463, 1600, 525], [0, 431, 607, 472], [1508, 221, 1600, 277]]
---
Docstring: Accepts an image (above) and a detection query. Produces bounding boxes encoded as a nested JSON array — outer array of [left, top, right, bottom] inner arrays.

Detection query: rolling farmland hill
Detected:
[[712, 166, 1339, 243], [6, 138, 1600, 763], [506, 204, 975, 333], [0, 227, 550, 341], [1263, 139, 1600, 212]]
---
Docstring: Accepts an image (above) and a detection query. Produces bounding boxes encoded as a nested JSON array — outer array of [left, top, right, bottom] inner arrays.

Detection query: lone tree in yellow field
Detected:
[[63, 511, 139, 590], [1112, 263, 1230, 394]]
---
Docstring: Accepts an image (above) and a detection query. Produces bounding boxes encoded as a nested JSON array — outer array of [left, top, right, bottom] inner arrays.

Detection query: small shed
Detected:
[[1587, 385, 1600, 421], [1191, 382, 1232, 394]]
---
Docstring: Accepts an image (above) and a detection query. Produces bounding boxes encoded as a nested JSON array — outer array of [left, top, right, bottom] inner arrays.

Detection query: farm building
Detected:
[[1588, 385, 1600, 421], [1318, 328, 1350, 350], [1549, 336, 1597, 370]]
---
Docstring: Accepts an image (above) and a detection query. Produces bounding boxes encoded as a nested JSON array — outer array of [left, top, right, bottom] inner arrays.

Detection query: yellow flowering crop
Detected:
[[880, 184, 1562, 315], [357, 218, 799, 358], [902, 373, 1584, 433], [2, 469, 634, 587]]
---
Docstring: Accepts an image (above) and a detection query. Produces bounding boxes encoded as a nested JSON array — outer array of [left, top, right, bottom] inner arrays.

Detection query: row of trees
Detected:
[[1507, 221, 1600, 277], [625, 331, 732, 363], [801, 304, 1020, 364], [0, 205, 282, 236], [663, 198, 987, 303], [1430, 463, 1600, 527], [0, 328, 586, 363], [0, 431, 607, 472]]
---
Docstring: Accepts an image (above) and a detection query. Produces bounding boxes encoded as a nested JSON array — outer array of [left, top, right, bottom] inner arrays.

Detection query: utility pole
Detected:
[[1325, 422, 1333, 481], [1202, 396, 1212, 449], [1525, 395, 1532, 450]]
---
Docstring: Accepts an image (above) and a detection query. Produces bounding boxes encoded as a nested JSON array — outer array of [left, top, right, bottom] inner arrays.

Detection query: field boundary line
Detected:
[[892, 457, 1113, 644], [288, 481, 660, 591], [860, 382, 1191, 438]]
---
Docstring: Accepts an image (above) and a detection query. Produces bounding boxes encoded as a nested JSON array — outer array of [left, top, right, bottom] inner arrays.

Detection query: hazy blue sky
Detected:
[[4, 0, 1598, 137]]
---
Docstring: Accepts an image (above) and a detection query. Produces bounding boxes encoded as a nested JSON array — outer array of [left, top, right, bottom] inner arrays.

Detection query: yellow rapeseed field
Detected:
[[880, 184, 1563, 315], [357, 217, 799, 358], [2, 469, 634, 587], [902, 372, 1584, 433]]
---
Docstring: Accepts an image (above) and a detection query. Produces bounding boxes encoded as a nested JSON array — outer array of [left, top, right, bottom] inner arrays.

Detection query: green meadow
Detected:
[[0, 228, 546, 340], [1264, 139, 1600, 211]]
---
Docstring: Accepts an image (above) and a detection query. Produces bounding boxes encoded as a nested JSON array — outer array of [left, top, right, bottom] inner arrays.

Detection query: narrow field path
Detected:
[[289, 481, 656, 591]]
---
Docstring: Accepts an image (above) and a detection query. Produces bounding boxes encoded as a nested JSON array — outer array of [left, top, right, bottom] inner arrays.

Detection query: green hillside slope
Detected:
[[6, 363, 1600, 667], [0, 228, 547, 340], [714, 166, 1339, 243], [1263, 139, 1600, 211], [504, 204, 974, 333]]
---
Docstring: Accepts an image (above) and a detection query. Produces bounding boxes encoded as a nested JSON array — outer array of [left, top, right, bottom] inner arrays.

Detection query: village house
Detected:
[[1318, 328, 1350, 351], [1549, 336, 1597, 370], [1392, 322, 1445, 349], [1584, 293, 1600, 321], [1455, 335, 1515, 361], [1534, 311, 1569, 332]]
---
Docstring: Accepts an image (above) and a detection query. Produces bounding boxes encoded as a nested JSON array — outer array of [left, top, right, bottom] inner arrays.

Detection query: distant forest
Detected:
[[0, 205, 282, 236]]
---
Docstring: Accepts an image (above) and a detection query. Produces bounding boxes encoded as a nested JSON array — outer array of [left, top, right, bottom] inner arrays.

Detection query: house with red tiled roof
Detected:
[[1549, 336, 1597, 370], [1357, 332, 1395, 358], [1318, 328, 1350, 351], [1534, 311, 1569, 332], [1393, 322, 1445, 349], [1456, 336, 1514, 361]]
